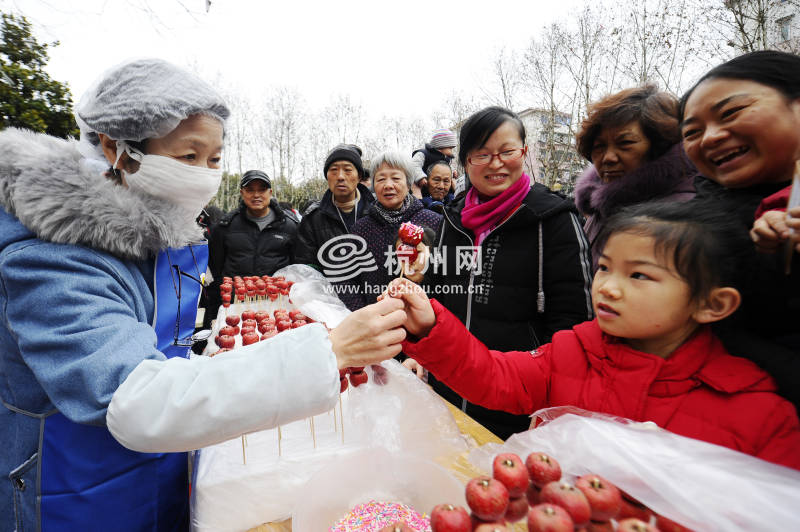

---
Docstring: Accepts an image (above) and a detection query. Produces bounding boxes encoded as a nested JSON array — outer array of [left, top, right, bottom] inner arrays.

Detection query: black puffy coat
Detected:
[[691, 177, 800, 412], [424, 183, 594, 439], [205, 200, 298, 324], [294, 183, 374, 269]]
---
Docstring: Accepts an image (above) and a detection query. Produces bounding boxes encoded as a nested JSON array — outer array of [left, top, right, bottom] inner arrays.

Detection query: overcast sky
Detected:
[[4, 0, 587, 119]]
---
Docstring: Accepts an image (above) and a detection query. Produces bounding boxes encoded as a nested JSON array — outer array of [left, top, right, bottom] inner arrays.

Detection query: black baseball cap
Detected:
[[240, 170, 271, 188]]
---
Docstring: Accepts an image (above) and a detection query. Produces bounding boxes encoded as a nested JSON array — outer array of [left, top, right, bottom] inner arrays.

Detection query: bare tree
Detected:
[[611, 0, 709, 94], [257, 86, 305, 182], [483, 47, 524, 109], [322, 94, 364, 145], [704, 0, 800, 56], [560, 4, 614, 120], [432, 90, 482, 131], [520, 23, 586, 189]]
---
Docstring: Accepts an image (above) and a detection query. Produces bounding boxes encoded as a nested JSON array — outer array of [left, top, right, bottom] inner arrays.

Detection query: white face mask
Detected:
[[114, 141, 221, 214]]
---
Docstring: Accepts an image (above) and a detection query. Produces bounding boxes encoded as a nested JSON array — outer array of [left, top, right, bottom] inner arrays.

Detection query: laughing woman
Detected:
[[424, 106, 594, 440], [679, 50, 800, 412]]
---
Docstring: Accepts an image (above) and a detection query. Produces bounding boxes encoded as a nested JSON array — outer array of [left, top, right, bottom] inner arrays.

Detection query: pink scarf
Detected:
[[461, 173, 531, 245]]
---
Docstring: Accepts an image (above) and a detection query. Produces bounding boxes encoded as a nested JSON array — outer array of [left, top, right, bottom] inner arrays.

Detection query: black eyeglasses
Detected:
[[467, 147, 526, 166], [170, 264, 212, 347]]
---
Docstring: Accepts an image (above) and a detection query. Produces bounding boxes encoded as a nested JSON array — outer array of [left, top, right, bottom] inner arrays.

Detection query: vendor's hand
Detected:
[[330, 298, 406, 369], [382, 278, 435, 338], [402, 358, 426, 380], [751, 210, 791, 253]]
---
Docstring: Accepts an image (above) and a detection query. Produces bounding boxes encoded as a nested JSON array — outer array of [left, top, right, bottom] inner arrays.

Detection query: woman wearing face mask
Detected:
[[0, 59, 407, 531], [573, 84, 698, 266], [679, 50, 800, 413], [340, 151, 442, 312], [423, 106, 594, 440]]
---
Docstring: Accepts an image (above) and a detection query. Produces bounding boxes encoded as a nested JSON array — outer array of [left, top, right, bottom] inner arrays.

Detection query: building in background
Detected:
[[517, 108, 585, 195]]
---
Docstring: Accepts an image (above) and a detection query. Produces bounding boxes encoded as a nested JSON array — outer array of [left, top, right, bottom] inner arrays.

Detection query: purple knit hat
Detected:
[[430, 128, 457, 149]]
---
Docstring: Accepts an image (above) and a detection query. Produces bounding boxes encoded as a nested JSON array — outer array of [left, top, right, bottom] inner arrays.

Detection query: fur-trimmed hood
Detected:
[[0, 128, 204, 260], [573, 143, 697, 219]]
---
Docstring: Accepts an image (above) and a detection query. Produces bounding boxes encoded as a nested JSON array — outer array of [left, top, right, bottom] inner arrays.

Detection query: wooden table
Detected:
[[247, 400, 528, 531]]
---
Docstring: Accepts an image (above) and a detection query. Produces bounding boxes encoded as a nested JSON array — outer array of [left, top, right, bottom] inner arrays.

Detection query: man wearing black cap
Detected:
[[295, 144, 374, 270], [206, 170, 299, 322]]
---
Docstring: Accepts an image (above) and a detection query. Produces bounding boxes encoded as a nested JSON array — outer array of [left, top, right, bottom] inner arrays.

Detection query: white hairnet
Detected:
[[75, 58, 229, 161]]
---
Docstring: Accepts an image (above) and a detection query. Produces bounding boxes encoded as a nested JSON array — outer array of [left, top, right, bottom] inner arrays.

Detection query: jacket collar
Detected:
[[573, 143, 697, 218], [234, 198, 286, 224], [0, 128, 204, 260], [366, 196, 425, 226], [575, 321, 777, 397], [444, 182, 575, 234], [319, 183, 374, 221]]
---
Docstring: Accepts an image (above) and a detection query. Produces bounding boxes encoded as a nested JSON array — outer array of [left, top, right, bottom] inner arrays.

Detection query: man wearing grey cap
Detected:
[[207, 169, 298, 316]]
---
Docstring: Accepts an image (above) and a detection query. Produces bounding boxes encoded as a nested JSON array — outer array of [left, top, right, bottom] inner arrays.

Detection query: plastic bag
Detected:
[[276, 263, 351, 328], [468, 407, 800, 531], [190, 360, 469, 531], [291, 447, 466, 532]]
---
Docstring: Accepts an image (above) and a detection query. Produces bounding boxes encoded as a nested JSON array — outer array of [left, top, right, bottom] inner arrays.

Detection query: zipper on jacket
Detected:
[[440, 208, 474, 412], [443, 206, 525, 411]]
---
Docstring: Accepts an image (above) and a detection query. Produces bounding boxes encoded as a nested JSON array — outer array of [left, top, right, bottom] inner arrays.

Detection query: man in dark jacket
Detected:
[[206, 170, 298, 324], [294, 143, 374, 270]]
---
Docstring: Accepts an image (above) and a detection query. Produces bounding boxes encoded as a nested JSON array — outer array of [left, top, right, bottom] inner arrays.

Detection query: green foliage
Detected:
[[0, 12, 78, 138]]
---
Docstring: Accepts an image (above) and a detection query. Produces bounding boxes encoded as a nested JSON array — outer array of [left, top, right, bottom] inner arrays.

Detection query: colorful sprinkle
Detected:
[[329, 500, 431, 531]]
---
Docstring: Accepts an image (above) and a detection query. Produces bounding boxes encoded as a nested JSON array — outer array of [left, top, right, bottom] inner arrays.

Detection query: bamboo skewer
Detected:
[[339, 395, 345, 444]]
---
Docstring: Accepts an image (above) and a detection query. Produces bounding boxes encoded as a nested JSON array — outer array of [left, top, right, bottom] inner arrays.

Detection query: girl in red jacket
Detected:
[[389, 200, 800, 470]]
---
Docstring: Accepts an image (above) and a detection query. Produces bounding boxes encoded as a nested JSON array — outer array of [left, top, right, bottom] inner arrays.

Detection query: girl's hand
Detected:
[[381, 278, 436, 338], [788, 206, 800, 253], [401, 242, 429, 283], [751, 210, 791, 253], [402, 358, 426, 380]]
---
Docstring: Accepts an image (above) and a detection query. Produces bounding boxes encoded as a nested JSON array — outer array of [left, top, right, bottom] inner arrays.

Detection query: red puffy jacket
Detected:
[[403, 300, 800, 470]]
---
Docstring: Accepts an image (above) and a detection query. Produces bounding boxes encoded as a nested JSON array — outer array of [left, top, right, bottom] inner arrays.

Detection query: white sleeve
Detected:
[[411, 151, 427, 183], [106, 323, 339, 453]]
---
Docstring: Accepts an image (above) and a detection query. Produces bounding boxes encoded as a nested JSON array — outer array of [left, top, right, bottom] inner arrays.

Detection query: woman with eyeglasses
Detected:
[[0, 59, 406, 531], [421, 106, 594, 440]]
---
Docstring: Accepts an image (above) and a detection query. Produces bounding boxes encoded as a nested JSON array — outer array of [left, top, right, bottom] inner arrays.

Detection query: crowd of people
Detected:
[[1, 49, 800, 529]]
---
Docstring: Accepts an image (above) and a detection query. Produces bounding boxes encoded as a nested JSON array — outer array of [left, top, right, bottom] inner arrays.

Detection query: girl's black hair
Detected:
[[458, 106, 526, 168], [596, 200, 753, 301], [679, 50, 800, 120]]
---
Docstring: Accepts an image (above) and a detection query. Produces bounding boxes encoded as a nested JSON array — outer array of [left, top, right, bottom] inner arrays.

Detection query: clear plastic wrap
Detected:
[[291, 447, 466, 531], [190, 360, 469, 531], [467, 407, 800, 531]]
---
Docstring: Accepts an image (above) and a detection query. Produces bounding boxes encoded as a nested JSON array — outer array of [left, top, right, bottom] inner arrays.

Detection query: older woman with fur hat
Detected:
[[573, 84, 698, 266], [0, 59, 406, 530]]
